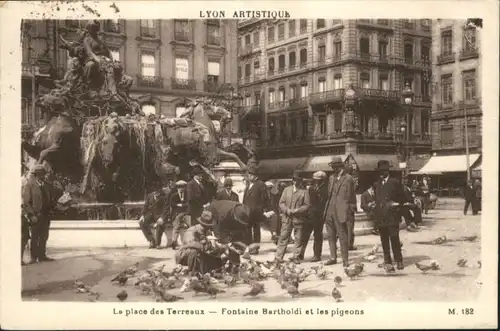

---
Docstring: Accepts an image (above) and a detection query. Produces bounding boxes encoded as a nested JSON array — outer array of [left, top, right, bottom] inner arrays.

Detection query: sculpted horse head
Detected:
[[98, 114, 128, 171]]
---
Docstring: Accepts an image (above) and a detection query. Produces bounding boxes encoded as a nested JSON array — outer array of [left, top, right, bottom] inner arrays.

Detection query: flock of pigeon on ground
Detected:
[[73, 234, 481, 302]]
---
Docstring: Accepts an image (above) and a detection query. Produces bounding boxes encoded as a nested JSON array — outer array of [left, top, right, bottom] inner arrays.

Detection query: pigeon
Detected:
[[331, 287, 342, 302], [134, 271, 153, 285], [415, 260, 440, 273], [116, 290, 128, 301], [431, 236, 447, 245], [334, 276, 342, 287], [139, 282, 152, 295], [286, 284, 300, 298], [457, 259, 468, 268], [243, 282, 265, 297], [363, 254, 378, 262], [344, 264, 363, 280], [156, 289, 184, 302], [206, 286, 225, 298], [311, 265, 329, 280], [124, 262, 140, 275], [111, 272, 128, 286]]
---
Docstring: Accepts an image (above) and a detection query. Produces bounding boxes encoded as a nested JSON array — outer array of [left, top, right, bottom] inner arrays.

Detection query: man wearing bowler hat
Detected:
[[187, 167, 210, 225], [215, 177, 239, 202], [170, 180, 190, 249], [373, 160, 405, 272], [323, 156, 357, 267]]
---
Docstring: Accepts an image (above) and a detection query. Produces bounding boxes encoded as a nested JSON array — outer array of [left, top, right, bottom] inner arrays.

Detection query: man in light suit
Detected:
[[323, 156, 357, 267], [274, 170, 310, 264]]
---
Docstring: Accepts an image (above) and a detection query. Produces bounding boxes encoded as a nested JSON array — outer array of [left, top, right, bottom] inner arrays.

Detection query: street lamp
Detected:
[[343, 84, 358, 135], [400, 83, 414, 173]]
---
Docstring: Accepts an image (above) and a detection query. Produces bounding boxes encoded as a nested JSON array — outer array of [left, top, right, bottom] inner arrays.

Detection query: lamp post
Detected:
[[461, 101, 471, 181], [401, 82, 414, 174], [343, 84, 359, 136]]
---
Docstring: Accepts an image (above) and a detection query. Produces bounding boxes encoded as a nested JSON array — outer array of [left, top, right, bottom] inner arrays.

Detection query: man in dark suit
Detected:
[[139, 184, 172, 249], [474, 179, 481, 213], [242, 166, 270, 248], [187, 167, 210, 225], [323, 156, 357, 267], [215, 178, 239, 202], [374, 160, 405, 272], [22, 165, 57, 263], [361, 184, 378, 235], [464, 179, 478, 215], [299, 171, 328, 262], [170, 180, 190, 249], [401, 176, 421, 231], [264, 181, 280, 245]]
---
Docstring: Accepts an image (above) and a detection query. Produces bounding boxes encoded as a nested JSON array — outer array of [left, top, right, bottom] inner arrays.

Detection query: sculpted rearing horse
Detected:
[[180, 99, 247, 170]]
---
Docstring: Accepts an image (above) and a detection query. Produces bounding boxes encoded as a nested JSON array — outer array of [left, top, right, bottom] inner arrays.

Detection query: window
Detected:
[[244, 34, 251, 46], [318, 45, 326, 63], [421, 44, 430, 62], [110, 49, 120, 61], [267, 26, 275, 43], [403, 77, 414, 91], [279, 117, 287, 142], [421, 19, 431, 30], [463, 27, 476, 50], [142, 104, 156, 116], [359, 115, 369, 133], [463, 124, 477, 146], [360, 73, 370, 88], [378, 41, 387, 60], [278, 54, 285, 72], [207, 61, 220, 85], [268, 119, 277, 142], [278, 24, 285, 40], [278, 87, 285, 102], [140, 20, 156, 38], [463, 70, 476, 101], [377, 19, 389, 25], [244, 63, 251, 77], [301, 84, 308, 98], [254, 92, 261, 105], [421, 110, 430, 135], [175, 105, 187, 117], [440, 126, 453, 146], [289, 51, 296, 68], [301, 116, 309, 139], [141, 53, 156, 77], [253, 31, 259, 46], [268, 58, 275, 74], [318, 78, 326, 93], [237, 66, 242, 80], [378, 116, 389, 132], [404, 43, 413, 64], [334, 74, 342, 89], [332, 19, 341, 25], [317, 19, 325, 29], [174, 20, 189, 41], [441, 75, 453, 105], [207, 22, 220, 45], [421, 79, 430, 100], [378, 75, 389, 90], [334, 41, 342, 58], [288, 20, 296, 37], [268, 89, 276, 104], [244, 95, 251, 106], [289, 85, 297, 100], [403, 19, 414, 29], [300, 19, 308, 33], [318, 115, 327, 135], [253, 61, 260, 69], [333, 111, 342, 132], [300, 48, 307, 66], [360, 38, 370, 57], [290, 118, 298, 139], [441, 31, 453, 55]]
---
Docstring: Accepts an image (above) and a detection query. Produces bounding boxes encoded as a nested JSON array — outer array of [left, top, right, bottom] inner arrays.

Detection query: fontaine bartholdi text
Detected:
[[199, 10, 291, 19]]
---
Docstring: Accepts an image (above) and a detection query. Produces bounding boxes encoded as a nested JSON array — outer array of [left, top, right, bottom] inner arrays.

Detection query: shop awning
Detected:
[[410, 154, 481, 175], [258, 157, 308, 176], [301, 155, 348, 172], [351, 154, 402, 171]]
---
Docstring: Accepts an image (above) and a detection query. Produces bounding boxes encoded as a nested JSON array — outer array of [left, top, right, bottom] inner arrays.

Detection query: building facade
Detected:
[[412, 19, 482, 192], [21, 19, 239, 138], [237, 19, 433, 189]]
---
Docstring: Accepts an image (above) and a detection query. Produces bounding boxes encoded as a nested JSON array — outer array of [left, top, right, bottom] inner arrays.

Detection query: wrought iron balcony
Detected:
[[174, 31, 190, 42], [309, 89, 345, 105], [137, 75, 163, 88], [363, 132, 395, 140], [359, 88, 400, 101], [459, 47, 479, 61], [207, 35, 221, 46], [171, 78, 195, 90], [437, 52, 456, 65], [268, 97, 309, 111]]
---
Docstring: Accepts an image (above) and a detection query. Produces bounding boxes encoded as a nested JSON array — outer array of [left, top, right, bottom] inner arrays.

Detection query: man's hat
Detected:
[[312, 171, 327, 180], [197, 210, 214, 227], [376, 160, 392, 171], [30, 164, 46, 175], [192, 167, 204, 176], [328, 156, 344, 168], [247, 165, 259, 175], [233, 204, 250, 225], [223, 178, 233, 187], [176, 180, 187, 187]]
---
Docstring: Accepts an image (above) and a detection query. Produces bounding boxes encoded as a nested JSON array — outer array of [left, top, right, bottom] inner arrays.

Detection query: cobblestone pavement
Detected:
[[22, 210, 482, 302]]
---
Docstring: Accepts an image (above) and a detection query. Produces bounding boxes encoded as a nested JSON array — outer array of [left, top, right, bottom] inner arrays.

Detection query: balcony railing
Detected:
[[137, 75, 163, 88], [412, 95, 432, 106], [140, 27, 157, 38], [204, 81, 220, 93], [309, 89, 345, 105], [171, 78, 195, 90], [174, 31, 190, 42], [268, 97, 309, 110], [360, 88, 400, 100], [459, 47, 479, 61], [437, 52, 456, 65], [207, 35, 221, 46]]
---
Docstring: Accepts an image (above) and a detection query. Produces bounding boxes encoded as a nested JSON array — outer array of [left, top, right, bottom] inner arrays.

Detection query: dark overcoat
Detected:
[[374, 177, 405, 227]]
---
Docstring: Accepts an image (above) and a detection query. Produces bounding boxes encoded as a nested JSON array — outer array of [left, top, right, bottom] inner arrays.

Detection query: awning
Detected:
[[351, 154, 402, 171], [472, 163, 481, 171], [410, 154, 481, 174], [301, 155, 348, 172], [258, 157, 308, 176]]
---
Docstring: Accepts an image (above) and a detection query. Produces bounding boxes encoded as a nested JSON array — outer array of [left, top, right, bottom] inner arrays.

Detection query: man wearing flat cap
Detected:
[[243, 165, 270, 248], [215, 177, 239, 202], [299, 170, 328, 262], [170, 180, 190, 249], [274, 170, 310, 264], [323, 156, 357, 267], [22, 164, 56, 263], [187, 167, 210, 225], [373, 160, 405, 272]]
